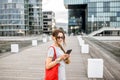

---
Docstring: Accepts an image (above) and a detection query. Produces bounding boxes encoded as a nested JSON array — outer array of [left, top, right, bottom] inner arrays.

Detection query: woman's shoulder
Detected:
[[48, 45, 60, 52], [49, 44, 59, 48]]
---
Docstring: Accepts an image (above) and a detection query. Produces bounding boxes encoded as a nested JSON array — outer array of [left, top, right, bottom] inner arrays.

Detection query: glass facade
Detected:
[[64, 0, 120, 34], [0, 0, 42, 36]]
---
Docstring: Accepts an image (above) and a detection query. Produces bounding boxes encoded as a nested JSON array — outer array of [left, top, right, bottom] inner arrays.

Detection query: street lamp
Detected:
[[91, 15, 94, 33], [70, 26, 73, 35], [94, 23, 97, 31]]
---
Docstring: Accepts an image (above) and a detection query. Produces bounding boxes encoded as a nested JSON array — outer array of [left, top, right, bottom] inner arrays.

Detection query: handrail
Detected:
[[88, 27, 120, 36]]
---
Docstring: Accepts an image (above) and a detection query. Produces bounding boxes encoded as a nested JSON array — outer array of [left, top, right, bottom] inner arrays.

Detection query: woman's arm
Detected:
[[45, 53, 69, 69], [45, 57, 61, 69]]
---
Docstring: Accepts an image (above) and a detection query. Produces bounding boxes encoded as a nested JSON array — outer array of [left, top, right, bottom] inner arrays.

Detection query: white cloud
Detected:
[[42, 0, 68, 23]]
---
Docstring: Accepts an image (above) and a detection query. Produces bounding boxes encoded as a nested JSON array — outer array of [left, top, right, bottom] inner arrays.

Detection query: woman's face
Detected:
[[56, 32, 64, 44]]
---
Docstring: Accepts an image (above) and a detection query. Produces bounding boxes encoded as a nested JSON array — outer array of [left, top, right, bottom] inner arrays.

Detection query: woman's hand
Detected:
[[60, 54, 70, 60]]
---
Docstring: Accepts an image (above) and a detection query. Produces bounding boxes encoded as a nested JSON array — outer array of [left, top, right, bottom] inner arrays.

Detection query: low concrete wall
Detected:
[[92, 36, 120, 41], [0, 36, 42, 41]]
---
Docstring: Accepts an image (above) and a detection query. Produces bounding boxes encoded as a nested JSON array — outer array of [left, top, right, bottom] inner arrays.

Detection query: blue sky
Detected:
[[42, 0, 68, 24]]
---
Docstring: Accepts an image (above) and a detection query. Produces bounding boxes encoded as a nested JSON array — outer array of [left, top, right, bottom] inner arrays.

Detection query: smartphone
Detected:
[[66, 49, 72, 54]]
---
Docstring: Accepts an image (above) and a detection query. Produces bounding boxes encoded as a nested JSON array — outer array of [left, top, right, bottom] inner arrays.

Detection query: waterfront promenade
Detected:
[[0, 36, 87, 80], [0, 36, 120, 80]]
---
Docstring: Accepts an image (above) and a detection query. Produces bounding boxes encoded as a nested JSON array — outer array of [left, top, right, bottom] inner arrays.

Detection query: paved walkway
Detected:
[[0, 36, 100, 80], [0, 36, 87, 80]]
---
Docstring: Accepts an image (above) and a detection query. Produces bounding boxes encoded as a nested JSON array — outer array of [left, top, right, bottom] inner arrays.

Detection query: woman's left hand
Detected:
[[64, 54, 70, 59]]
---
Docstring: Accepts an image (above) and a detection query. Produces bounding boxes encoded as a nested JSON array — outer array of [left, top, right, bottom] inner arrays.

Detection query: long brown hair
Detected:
[[52, 29, 70, 64], [52, 29, 65, 45]]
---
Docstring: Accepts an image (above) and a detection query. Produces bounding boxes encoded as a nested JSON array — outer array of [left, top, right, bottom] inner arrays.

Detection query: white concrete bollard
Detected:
[[79, 40, 84, 46], [32, 40, 37, 46], [88, 59, 104, 78], [11, 44, 19, 53], [42, 38, 47, 42], [81, 44, 89, 53], [77, 36, 84, 46]]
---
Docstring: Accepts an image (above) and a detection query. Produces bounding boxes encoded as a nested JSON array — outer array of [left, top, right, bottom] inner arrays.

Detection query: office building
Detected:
[[0, 0, 42, 36], [43, 11, 56, 34], [64, 0, 120, 35]]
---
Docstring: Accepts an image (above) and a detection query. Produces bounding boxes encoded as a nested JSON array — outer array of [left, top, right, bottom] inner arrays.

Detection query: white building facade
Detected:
[[43, 11, 56, 34]]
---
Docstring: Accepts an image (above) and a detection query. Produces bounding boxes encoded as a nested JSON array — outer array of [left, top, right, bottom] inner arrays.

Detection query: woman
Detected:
[[45, 29, 70, 80]]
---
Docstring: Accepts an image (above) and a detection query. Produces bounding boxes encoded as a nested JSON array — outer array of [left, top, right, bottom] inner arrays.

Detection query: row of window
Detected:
[[0, 15, 25, 19], [88, 8, 120, 12], [0, 20, 26, 24], [0, 0, 24, 3], [88, 16, 120, 21], [64, 0, 84, 5], [0, 4, 42, 9], [0, 11, 42, 17], [69, 19, 82, 23], [88, 7, 120, 12], [0, 4, 24, 9], [29, 9, 41, 13], [0, 25, 27, 29], [88, 0, 120, 2], [43, 19, 52, 21], [0, 0, 41, 3], [43, 12, 55, 16], [29, 0, 41, 4], [43, 16, 48, 18], [0, 9, 24, 14], [88, 2, 120, 8], [88, 12, 120, 17]]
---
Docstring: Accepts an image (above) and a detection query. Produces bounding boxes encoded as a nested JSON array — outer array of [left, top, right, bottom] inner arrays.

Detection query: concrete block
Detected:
[[79, 40, 84, 46], [88, 59, 103, 78], [42, 38, 47, 42], [11, 44, 19, 53], [81, 44, 89, 53], [32, 40, 37, 46]]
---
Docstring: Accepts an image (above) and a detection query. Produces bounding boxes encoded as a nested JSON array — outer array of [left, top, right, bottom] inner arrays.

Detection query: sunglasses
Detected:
[[56, 36, 65, 39]]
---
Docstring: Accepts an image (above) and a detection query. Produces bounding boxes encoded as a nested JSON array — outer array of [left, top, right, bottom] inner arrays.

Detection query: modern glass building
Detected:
[[64, 0, 120, 35], [0, 0, 42, 36]]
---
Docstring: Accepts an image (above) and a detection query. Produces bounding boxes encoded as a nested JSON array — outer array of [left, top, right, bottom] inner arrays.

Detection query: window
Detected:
[[88, 2, 96, 8], [88, 8, 97, 12], [117, 12, 120, 17], [110, 17, 117, 22], [88, 12, 96, 17], [103, 8, 110, 12], [8, 0, 12, 3], [103, 2, 110, 12], [43, 19, 52, 21], [43, 16, 47, 18]]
